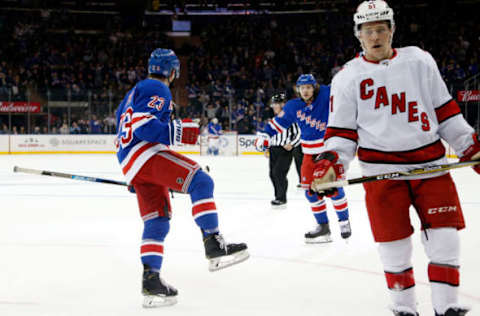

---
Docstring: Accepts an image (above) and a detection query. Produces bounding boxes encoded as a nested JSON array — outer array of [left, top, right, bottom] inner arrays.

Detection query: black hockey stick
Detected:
[[13, 166, 128, 186], [312, 159, 480, 191]]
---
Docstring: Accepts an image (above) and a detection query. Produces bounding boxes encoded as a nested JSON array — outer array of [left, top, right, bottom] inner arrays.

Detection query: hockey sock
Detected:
[[141, 217, 170, 272], [421, 228, 461, 315], [378, 238, 418, 312], [428, 263, 460, 315], [330, 187, 349, 222], [305, 190, 328, 224], [188, 169, 219, 237]]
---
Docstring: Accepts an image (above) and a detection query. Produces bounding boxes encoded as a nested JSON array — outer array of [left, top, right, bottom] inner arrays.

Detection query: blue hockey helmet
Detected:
[[296, 74, 317, 87], [148, 48, 180, 79]]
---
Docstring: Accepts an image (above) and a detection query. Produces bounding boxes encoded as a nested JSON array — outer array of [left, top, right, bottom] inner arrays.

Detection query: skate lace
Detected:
[[160, 277, 174, 292], [339, 221, 350, 233], [214, 234, 226, 250], [310, 224, 323, 234]]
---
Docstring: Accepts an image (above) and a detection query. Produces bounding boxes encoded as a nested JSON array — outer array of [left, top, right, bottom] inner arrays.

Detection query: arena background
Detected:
[[0, 0, 478, 155]]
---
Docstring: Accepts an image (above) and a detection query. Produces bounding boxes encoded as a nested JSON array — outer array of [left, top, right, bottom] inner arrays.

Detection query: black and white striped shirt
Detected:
[[270, 123, 301, 147]]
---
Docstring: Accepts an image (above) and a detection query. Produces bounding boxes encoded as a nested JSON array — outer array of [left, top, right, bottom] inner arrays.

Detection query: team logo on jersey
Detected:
[[296, 110, 326, 131], [359, 78, 431, 132]]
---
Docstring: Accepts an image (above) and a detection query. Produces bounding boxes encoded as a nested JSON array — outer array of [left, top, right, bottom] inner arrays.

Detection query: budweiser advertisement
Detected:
[[0, 101, 41, 113], [457, 90, 480, 102]]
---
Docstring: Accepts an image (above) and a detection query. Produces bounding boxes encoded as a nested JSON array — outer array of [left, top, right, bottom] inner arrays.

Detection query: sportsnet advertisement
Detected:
[[238, 135, 261, 155]]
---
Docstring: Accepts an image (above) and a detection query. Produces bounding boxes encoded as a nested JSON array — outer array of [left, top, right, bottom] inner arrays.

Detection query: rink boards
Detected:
[[0, 134, 457, 157]]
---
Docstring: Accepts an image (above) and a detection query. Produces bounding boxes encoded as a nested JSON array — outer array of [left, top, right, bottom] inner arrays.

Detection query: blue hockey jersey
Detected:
[[264, 85, 330, 154], [115, 78, 174, 183], [207, 122, 222, 137]]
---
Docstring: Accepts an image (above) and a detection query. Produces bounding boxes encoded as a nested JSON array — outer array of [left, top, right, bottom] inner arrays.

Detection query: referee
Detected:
[[268, 93, 303, 208]]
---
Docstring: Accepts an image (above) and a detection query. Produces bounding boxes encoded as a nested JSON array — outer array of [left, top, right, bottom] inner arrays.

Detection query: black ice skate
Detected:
[[142, 265, 178, 308], [271, 199, 287, 209], [305, 223, 332, 243], [339, 219, 352, 239], [391, 306, 419, 316], [203, 232, 249, 271], [435, 306, 470, 316]]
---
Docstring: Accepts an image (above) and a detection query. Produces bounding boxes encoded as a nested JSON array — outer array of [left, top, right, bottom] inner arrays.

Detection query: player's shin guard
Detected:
[[378, 238, 418, 313], [189, 169, 249, 270], [330, 188, 351, 239], [141, 218, 176, 308], [421, 228, 467, 315], [305, 190, 328, 224], [188, 169, 219, 236], [141, 217, 170, 272], [330, 187, 349, 221]]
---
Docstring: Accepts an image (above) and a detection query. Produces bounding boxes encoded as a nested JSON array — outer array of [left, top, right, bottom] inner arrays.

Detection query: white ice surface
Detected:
[[0, 154, 479, 316]]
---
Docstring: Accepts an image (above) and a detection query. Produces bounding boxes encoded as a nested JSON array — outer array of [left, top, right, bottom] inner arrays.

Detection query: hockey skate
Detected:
[[339, 219, 352, 239], [435, 306, 470, 316], [271, 199, 287, 209], [305, 223, 332, 243], [142, 265, 178, 308], [391, 306, 419, 316], [203, 232, 249, 272]]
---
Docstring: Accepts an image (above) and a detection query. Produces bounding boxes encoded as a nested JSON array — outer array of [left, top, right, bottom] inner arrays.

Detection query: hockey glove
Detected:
[[170, 119, 200, 145], [254, 132, 271, 152], [459, 133, 480, 174], [311, 151, 344, 195]]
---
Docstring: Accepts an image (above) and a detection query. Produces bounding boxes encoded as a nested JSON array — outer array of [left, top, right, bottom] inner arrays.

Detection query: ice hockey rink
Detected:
[[1, 154, 479, 316]]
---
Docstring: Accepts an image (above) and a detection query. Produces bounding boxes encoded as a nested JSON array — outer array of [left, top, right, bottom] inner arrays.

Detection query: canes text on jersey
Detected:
[[360, 78, 430, 132]]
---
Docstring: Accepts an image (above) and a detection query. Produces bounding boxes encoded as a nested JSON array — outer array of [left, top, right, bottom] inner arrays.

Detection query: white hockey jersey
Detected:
[[326, 46, 475, 177]]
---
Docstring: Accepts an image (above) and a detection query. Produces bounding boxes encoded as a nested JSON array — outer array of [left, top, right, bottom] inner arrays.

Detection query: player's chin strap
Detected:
[[312, 159, 480, 192]]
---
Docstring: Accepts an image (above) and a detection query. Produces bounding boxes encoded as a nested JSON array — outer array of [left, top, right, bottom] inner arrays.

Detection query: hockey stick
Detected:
[[313, 159, 480, 191], [13, 166, 128, 186]]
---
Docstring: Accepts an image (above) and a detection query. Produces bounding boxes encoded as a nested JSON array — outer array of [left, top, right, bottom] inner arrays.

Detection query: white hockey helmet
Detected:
[[354, 0, 395, 39]]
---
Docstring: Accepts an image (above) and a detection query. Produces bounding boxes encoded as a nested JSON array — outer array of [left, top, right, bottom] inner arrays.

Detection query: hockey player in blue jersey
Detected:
[[255, 74, 352, 243], [115, 48, 249, 308], [207, 117, 222, 155]]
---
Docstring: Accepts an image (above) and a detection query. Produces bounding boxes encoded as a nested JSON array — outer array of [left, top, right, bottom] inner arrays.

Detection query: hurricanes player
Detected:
[[115, 48, 249, 308], [311, 1, 480, 315]]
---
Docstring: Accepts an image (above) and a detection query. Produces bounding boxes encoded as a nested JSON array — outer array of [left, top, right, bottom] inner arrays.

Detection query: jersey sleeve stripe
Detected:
[[269, 118, 286, 133], [435, 99, 461, 124], [131, 113, 156, 131], [325, 127, 358, 142], [358, 139, 446, 165]]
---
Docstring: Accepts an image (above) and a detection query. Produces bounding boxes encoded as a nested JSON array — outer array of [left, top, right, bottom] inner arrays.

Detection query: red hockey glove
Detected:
[[254, 132, 270, 152], [459, 133, 480, 174], [170, 119, 199, 145], [311, 151, 344, 194]]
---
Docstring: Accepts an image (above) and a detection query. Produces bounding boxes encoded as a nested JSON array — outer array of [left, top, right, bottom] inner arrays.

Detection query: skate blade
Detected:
[[305, 235, 332, 244], [271, 204, 287, 210], [208, 250, 250, 272], [142, 295, 177, 308]]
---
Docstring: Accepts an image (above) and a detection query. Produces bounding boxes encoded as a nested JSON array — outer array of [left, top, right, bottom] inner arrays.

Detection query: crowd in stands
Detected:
[[0, 1, 479, 135]]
